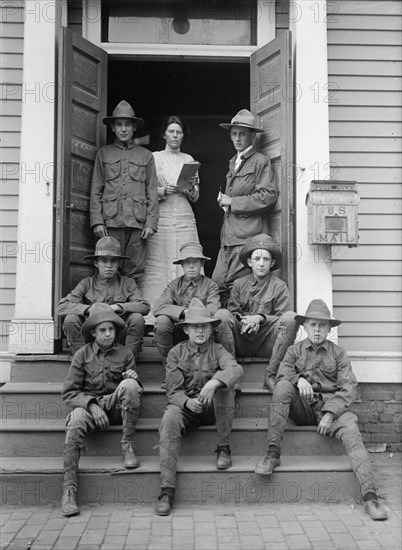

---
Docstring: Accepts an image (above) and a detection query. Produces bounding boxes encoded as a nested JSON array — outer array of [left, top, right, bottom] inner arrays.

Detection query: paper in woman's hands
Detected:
[[176, 161, 201, 190]]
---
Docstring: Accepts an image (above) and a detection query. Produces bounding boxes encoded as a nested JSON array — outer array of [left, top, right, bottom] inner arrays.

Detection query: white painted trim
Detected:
[[8, 1, 57, 354], [350, 353, 402, 383], [290, 1, 334, 329], [257, 0, 276, 47], [82, 0, 101, 46], [102, 42, 257, 59]]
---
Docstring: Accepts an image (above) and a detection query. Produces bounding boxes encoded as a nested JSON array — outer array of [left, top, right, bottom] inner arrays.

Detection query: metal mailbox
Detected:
[[306, 180, 359, 247]]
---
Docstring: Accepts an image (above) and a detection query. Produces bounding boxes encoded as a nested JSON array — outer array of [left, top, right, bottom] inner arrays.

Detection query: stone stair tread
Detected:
[[0, 455, 352, 474], [0, 381, 269, 394], [0, 417, 313, 432]]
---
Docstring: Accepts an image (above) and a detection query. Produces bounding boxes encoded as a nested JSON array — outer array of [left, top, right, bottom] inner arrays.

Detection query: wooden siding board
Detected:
[[328, 91, 400, 105], [330, 137, 401, 152], [334, 167, 401, 183], [328, 44, 401, 60], [329, 106, 402, 121], [328, 14, 402, 30], [333, 291, 400, 307], [359, 214, 401, 230], [329, 122, 402, 137], [0, 37, 23, 52], [0, 132, 21, 147], [333, 337, 400, 352], [0, 22, 24, 37], [0, 273, 16, 289], [331, 152, 401, 166], [328, 29, 402, 45], [333, 276, 401, 292], [0, 52, 23, 68], [332, 260, 401, 275], [328, 76, 401, 91], [328, 60, 402, 76], [335, 307, 401, 323], [328, 1, 401, 16]]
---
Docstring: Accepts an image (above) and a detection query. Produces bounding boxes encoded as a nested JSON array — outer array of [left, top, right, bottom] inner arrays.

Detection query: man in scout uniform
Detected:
[[255, 299, 388, 521], [212, 109, 278, 306], [57, 236, 150, 357], [155, 298, 243, 516], [227, 234, 298, 391], [90, 100, 159, 281], [61, 303, 143, 516], [153, 241, 236, 365]]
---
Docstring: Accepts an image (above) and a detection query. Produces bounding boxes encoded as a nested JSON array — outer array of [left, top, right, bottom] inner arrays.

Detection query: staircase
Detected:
[[0, 341, 359, 506]]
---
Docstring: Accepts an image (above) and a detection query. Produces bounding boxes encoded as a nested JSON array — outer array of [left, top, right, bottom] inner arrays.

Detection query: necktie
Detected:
[[235, 154, 242, 171]]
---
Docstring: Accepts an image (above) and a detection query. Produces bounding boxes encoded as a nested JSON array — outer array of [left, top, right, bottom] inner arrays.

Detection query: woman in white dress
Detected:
[[141, 115, 201, 326]]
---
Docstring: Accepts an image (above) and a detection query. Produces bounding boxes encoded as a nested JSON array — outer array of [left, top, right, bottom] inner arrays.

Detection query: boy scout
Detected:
[[90, 100, 159, 280], [155, 298, 243, 516], [255, 299, 388, 521], [227, 234, 298, 391], [61, 303, 142, 516], [57, 236, 150, 357], [153, 242, 236, 364], [212, 109, 278, 306]]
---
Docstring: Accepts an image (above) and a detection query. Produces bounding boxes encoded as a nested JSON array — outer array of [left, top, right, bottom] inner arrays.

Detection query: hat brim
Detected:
[[82, 313, 127, 341], [175, 318, 221, 328], [103, 116, 145, 129], [219, 123, 265, 133], [239, 244, 282, 269], [173, 255, 211, 265], [295, 315, 341, 327], [83, 254, 131, 261]]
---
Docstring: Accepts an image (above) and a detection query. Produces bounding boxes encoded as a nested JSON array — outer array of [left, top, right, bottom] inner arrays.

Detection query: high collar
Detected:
[[92, 341, 118, 354], [95, 273, 119, 285], [182, 275, 202, 287], [250, 273, 271, 287], [304, 339, 330, 352], [113, 139, 136, 149], [164, 144, 182, 155], [231, 146, 256, 164], [186, 339, 211, 354]]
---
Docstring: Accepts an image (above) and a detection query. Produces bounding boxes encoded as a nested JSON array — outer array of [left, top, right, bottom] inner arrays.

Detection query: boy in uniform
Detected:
[[155, 298, 243, 516], [255, 299, 388, 521], [61, 303, 142, 516]]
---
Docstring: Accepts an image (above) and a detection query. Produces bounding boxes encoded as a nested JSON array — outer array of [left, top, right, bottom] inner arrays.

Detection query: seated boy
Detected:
[[61, 303, 143, 517], [155, 298, 243, 516], [227, 234, 298, 391], [57, 236, 150, 358], [254, 299, 388, 521], [153, 242, 236, 364]]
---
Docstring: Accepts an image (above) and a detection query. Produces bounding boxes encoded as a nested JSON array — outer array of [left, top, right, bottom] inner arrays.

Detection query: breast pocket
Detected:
[[320, 361, 338, 384], [104, 159, 120, 181], [101, 194, 118, 220], [129, 161, 146, 182], [84, 364, 104, 392], [108, 361, 125, 385], [238, 166, 255, 187]]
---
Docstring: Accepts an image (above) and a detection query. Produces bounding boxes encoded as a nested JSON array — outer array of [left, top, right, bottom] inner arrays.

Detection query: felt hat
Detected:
[[219, 109, 264, 133], [103, 100, 145, 128], [175, 298, 221, 328], [81, 303, 126, 341], [239, 234, 282, 268], [295, 299, 341, 327], [173, 242, 211, 264], [84, 236, 130, 261]]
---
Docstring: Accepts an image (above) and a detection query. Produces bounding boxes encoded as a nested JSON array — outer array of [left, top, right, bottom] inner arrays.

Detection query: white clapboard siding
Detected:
[[328, 0, 402, 352], [0, 1, 23, 353]]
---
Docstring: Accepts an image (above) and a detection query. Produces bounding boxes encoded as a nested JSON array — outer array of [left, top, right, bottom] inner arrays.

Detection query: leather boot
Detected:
[[122, 441, 140, 469], [216, 446, 232, 470], [61, 485, 79, 516], [155, 488, 175, 516], [263, 369, 276, 392]]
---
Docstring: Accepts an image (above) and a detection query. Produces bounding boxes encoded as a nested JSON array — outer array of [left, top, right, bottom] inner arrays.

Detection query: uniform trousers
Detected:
[[266, 379, 377, 497], [159, 388, 235, 489], [212, 245, 251, 307]]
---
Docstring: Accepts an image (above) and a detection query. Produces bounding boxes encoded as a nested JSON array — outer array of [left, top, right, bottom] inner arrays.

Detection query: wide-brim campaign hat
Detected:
[[295, 299, 341, 327], [84, 236, 130, 261], [239, 234, 282, 268], [82, 303, 126, 341], [173, 242, 211, 264], [103, 100, 145, 128], [175, 297, 221, 328], [219, 109, 264, 133]]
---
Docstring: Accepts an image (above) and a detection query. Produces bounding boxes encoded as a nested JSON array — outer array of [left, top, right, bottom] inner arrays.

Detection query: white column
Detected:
[[8, 2, 59, 354], [290, 1, 335, 324]]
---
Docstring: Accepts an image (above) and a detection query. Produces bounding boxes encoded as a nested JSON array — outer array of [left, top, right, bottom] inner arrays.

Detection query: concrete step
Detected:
[[9, 353, 267, 384], [0, 455, 359, 505], [0, 418, 345, 457], [0, 382, 274, 420]]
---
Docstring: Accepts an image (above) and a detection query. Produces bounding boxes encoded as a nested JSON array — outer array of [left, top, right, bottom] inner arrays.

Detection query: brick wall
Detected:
[[353, 383, 401, 452]]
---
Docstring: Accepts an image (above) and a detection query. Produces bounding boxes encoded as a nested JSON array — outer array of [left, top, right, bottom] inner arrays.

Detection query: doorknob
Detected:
[[66, 201, 77, 211]]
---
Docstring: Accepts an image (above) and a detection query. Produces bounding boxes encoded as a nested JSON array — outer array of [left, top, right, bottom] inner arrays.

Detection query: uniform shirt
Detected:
[[153, 275, 221, 321], [166, 339, 243, 409], [57, 274, 150, 317], [220, 147, 278, 246], [90, 139, 159, 231], [276, 339, 358, 419], [62, 342, 139, 409], [228, 273, 291, 324]]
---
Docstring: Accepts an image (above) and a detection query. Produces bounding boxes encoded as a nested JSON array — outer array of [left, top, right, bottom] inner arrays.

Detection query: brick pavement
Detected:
[[1, 454, 400, 550]]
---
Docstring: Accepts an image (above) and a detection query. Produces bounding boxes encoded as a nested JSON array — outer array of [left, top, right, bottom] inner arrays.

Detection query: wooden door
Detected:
[[54, 28, 107, 341], [250, 31, 295, 305]]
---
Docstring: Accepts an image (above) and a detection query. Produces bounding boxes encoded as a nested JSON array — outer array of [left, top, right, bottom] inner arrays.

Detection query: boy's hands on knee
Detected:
[[199, 379, 223, 405], [186, 398, 203, 414], [297, 377, 314, 400], [89, 403, 110, 429], [317, 412, 334, 435], [123, 369, 138, 380]]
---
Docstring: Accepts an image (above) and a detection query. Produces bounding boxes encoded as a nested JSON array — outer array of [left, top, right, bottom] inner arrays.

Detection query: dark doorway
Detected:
[[107, 59, 249, 276]]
